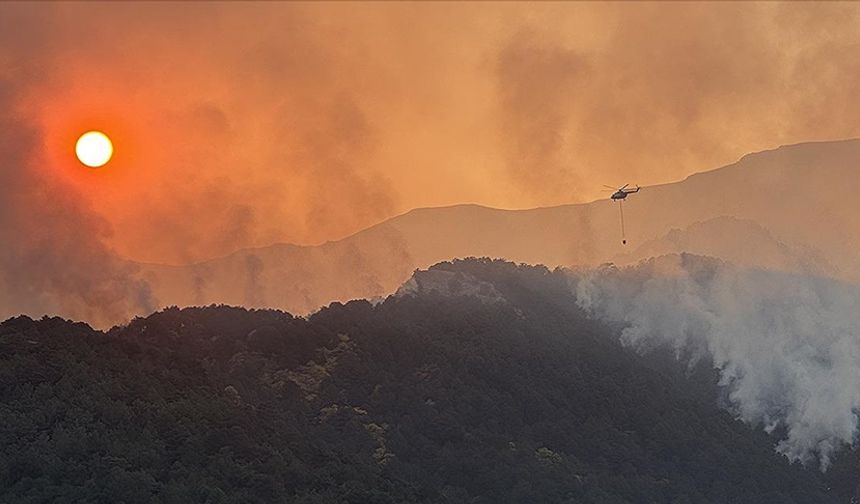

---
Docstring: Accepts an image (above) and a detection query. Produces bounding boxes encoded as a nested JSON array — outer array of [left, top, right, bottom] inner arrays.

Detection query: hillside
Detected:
[[1, 259, 853, 503], [137, 139, 860, 316]]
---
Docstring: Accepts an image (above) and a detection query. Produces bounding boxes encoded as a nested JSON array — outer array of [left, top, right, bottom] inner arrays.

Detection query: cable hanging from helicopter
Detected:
[[602, 184, 640, 245]]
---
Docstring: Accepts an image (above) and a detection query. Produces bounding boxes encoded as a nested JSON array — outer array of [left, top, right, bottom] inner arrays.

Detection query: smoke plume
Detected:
[[574, 254, 860, 469]]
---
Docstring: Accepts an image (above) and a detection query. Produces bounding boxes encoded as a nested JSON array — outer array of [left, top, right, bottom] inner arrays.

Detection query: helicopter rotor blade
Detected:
[[620, 184, 629, 190], [603, 185, 618, 190]]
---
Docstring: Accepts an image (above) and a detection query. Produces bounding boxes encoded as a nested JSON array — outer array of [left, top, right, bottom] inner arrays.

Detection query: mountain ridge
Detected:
[[139, 138, 860, 269], [131, 138, 860, 320]]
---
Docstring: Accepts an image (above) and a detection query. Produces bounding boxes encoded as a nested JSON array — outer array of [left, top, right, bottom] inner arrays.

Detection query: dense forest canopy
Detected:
[[2, 258, 858, 503]]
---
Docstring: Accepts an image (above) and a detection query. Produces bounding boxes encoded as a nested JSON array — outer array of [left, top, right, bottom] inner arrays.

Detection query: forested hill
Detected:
[[1, 258, 855, 503]]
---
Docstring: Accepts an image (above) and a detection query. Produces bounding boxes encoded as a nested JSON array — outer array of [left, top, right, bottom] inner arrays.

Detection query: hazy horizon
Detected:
[[133, 136, 860, 266], [5, 2, 860, 264]]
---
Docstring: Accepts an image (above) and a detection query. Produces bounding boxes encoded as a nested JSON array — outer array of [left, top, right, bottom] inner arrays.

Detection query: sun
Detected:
[[75, 131, 113, 168]]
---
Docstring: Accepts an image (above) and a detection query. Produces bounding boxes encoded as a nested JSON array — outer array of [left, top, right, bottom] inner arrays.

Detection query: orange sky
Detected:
[[4, 2, 860, 264]]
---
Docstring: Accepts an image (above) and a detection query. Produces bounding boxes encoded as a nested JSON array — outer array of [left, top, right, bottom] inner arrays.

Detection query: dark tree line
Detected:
[[0, 258, 856, 503]]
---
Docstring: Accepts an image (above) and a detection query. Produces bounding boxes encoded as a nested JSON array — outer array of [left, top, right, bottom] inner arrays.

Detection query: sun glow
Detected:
[[75, 131, 113, 168]]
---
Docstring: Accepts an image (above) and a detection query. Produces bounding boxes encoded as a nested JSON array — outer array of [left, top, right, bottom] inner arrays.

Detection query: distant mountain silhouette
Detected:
[[137, 139, 860, 314]]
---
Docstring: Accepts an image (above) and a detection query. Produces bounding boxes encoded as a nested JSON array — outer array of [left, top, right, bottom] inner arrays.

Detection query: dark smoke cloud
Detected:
[[243, 254, 264, 307], [0, 5, 154, 327], [495, 30, 586, 205], [291, 94, 396, 239]]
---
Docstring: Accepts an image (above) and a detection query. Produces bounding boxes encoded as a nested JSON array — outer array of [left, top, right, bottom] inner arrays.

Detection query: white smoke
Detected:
[[573, 254, 860, 470]]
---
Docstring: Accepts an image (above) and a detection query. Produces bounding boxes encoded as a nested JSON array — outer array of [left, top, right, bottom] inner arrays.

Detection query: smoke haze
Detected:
[[0, 8, 154, 327], [2, 3, 860, 266]]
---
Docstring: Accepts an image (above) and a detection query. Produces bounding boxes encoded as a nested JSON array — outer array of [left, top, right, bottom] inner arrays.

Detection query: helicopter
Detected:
[[604, 184, 640, 200], [602, 184, 641, 245]]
